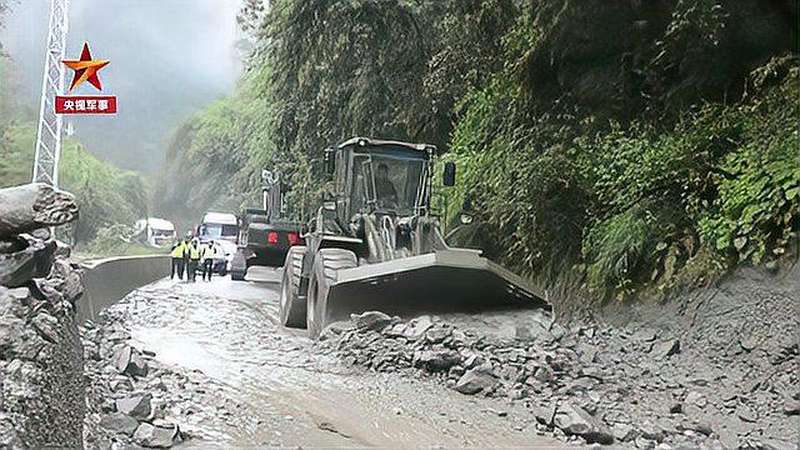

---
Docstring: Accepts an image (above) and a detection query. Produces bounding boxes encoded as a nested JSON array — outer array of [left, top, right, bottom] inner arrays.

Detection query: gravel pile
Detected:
[[319, 294, 799, 450]]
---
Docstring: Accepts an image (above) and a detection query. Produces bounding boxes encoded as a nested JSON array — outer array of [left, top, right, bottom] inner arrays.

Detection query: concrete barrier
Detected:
[[78, 255, 170, 323]]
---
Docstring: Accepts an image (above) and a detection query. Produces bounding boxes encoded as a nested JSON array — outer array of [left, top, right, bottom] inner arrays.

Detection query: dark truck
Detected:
[[230, 171, 304, 280]]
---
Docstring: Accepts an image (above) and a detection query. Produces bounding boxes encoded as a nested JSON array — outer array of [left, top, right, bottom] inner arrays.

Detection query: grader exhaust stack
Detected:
[[278, 138, 551, 339]]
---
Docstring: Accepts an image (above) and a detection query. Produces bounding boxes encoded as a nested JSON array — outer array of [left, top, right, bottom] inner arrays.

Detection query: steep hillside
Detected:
[[158, 0, 798, 306]]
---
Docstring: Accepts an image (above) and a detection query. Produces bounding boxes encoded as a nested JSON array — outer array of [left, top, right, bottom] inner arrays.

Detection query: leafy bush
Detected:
[[697, 64, 800, 265]]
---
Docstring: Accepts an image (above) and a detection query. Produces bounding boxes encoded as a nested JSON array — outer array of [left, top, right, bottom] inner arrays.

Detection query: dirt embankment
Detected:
[[318, 264, 799, 449]]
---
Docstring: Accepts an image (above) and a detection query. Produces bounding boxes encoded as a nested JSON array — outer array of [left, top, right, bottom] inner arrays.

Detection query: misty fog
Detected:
[[0, 0, 243, 173]]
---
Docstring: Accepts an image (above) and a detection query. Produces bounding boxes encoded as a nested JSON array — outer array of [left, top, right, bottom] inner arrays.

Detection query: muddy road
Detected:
[[88, 268, 564, 448]]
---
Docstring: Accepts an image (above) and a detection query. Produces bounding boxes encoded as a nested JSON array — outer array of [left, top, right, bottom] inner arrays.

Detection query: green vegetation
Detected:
[[0, 123, 149, 250], [158, 0, 798, 305]]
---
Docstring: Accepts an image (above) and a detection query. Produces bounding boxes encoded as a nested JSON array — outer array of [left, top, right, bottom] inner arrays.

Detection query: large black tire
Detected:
[[307, 248, 358, 339], [279, 246, 307, 328], [230, 249, 247, 281]]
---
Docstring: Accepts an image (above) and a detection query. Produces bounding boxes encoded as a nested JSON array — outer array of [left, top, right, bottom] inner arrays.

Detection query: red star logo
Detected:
[[62, 43, 110, 92]]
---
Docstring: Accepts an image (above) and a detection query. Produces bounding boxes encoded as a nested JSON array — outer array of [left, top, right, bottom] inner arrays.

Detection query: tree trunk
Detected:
[[0, 183, 79, 238]]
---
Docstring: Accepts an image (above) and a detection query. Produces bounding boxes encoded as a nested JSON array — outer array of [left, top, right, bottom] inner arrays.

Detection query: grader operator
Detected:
[[278, 137, 550, 338]]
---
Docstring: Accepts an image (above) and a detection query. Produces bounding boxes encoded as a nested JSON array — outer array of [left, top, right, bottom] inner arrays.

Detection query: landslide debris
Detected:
[[318, 266, 799, 449], [82, 321, 189, 449]]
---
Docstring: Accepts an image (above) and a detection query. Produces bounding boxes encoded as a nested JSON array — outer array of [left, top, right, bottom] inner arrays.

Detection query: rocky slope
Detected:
[[0, 184, 85, 448]]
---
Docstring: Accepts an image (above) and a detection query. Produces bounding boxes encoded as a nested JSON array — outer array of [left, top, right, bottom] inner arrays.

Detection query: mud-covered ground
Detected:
[[82, 270, 565, 448], [82, 265, 799, 449]]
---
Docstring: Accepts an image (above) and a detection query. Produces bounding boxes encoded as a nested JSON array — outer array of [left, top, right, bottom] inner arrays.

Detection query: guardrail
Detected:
[[77, 255, 170, 323]]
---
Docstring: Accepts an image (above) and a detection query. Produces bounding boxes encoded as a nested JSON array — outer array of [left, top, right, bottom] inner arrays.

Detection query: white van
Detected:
[[134, 217, 176, 247]]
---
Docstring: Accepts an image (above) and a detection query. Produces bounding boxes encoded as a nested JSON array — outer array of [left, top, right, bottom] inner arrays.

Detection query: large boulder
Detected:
[[0, 235, 54, 288], [0, 183, 78, 238]]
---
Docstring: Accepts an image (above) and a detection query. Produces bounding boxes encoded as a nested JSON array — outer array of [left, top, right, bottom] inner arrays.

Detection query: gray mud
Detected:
[[83, 274, 564, 448]]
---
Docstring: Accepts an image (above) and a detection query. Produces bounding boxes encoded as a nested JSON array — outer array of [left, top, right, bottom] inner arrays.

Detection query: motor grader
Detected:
[[278, 137, 550, 339]]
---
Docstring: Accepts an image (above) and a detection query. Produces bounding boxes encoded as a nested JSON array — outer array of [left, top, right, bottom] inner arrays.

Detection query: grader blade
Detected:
[[322, 249, 551, 326]]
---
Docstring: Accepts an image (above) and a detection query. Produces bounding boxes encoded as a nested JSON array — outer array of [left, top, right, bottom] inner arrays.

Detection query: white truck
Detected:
[[134, 217, 176, 248], [196, 212, 239, 275]]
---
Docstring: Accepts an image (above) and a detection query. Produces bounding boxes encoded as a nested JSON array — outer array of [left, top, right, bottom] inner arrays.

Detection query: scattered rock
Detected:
[[133, 422, 180, 448], [413, 349, 461, 372], [402, 315, 434, 340], [114, 345, 150, 377], [99, 412, 139, 436], [651, 339, 680, 359], [424, 326, 450, 344], [612, 422, 636, 442], [634, 328, 658, 342], [736, 403, 758, 423], [454, 368, 497, 395], [351, 311, 392, 332], [534, 404, 557, 427], [784, 399, 800, 416], [685, 391, 706, 408], [553, 403, 614, 445], [116, 394, 153, 420]]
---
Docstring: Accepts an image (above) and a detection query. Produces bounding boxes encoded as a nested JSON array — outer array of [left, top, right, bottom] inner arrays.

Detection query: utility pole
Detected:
[[32, 0, 70, 187]]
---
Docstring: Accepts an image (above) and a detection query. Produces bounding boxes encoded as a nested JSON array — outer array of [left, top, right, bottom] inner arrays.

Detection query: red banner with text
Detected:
[[55, 96, 117, 114]]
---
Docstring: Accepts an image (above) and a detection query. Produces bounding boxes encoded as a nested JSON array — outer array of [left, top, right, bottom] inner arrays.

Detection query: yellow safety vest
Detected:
[[189, 245, 200, 260], [170, 241, 185, 258]]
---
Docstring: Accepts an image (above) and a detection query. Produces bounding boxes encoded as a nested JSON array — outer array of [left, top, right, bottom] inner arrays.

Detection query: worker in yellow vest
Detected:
[[170, 238, 188, 280], [186, 239, 202, 282]]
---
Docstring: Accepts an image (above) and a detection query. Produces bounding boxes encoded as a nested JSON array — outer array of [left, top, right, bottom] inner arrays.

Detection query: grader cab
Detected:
[[278, 137, 550, 338]]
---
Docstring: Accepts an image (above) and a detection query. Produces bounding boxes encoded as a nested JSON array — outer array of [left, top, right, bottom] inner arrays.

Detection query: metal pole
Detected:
[[32, 0, 70, 188]]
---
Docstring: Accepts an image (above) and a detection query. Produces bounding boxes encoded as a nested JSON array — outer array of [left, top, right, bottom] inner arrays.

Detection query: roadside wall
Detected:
[[78, 255, 170, 323]]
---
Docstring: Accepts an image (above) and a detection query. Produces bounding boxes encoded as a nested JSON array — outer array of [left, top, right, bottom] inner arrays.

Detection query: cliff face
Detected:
[[521, 0, 796, 121], [0, 184, 85, 448], [0, 263, 86, 448]]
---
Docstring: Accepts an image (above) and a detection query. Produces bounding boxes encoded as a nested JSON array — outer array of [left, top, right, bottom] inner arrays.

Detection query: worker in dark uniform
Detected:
[[186, 239, 201, 282], [375, 162, 398, 208], [170, 238, 187, 280]]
